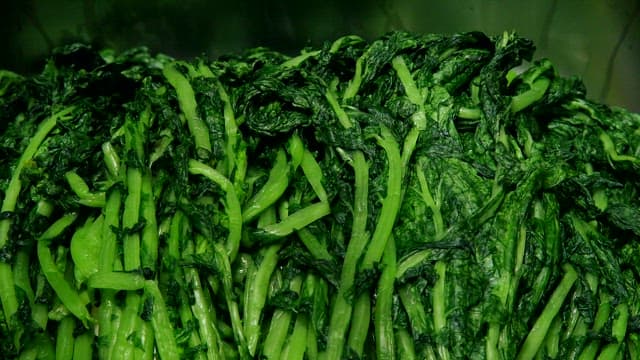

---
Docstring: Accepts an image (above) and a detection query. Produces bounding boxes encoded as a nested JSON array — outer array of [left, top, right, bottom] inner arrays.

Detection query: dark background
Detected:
[[1, 0, 638, 112]]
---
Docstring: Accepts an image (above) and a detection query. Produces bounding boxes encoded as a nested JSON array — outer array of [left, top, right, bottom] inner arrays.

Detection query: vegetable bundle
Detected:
[[1, 31, 640, 360]]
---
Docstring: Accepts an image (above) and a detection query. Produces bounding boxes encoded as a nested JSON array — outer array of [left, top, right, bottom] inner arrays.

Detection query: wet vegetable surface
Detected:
[[1, 31, 640, 359]]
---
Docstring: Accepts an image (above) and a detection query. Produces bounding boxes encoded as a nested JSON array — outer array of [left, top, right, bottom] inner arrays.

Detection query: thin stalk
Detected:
[[56, 316, 76, 360], [262, 275, 304, 360], [37, 214, 93, 326], [433, 261, 450, 360], [395, 328, 416, 360], [213, 243, 249, 359], [322, 151, 369, 360], [72, 332, 93, 360], [87, 272, 145, 290], [348, 126, 402, 356], [244, 243, 281, 356], [347, 294, 371, 357], [597, 303, 629, 360], [162, 63, 212, 157], [99, 189, 122, 272], [188, 159, 243, 261], [64, 170, 106, 207], [0, 106, 74, 331], [184, 240, 223, 360], [256, 202, 330, 239], [140, 172, 159, 274], [242, 149, 290, 223], [282, 314, 309, 360], [123, 167, 142, 272], [97, 290, 118, 360], [111, 293, 141, 360], [516, 264, 579, 360], [13, 250, 35, 304], [375, 237, 396, 360], [144, 280, 179, 360]]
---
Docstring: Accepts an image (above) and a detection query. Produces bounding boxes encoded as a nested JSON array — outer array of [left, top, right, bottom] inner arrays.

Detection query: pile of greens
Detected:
[[1, 31, 639, 360]]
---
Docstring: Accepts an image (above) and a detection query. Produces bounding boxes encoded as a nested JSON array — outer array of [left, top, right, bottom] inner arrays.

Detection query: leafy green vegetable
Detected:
[[1, 30, 639, 359]]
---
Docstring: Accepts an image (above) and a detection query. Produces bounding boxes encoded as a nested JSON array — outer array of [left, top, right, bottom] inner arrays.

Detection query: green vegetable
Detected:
[[1, 31, 639, 359]]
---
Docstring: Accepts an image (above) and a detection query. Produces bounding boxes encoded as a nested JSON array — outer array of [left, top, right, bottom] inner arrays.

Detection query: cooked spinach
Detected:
[[1, 31, 639, 359]]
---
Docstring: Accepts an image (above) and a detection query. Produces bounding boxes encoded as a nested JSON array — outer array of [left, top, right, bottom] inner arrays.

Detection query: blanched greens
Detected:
[[1, 31, 639, 359]]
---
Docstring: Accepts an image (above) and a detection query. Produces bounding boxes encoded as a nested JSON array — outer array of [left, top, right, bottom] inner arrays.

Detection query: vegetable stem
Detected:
[[163, 63, 212, 157], [395, 328, 416, 360], [65, 171, 106, 207], [433, 260, 450, 360], [38, 214, 93, 327], [361, 126, 403, 269], [0, 107, 74, 330], [188, 159, 242, 261], [375, 236, 396, 360], [123, 166, 143, 272], [97, 290, 118, 360], [184, 240, 223, 360], [347, 293, 371, 357], [244, 243, 281, 356], [72, 331, 93, 360], [242, 149, 290, 223], [99, 189, 122, 273], [144, 280, 180, 360], [323, 151, 369, 360], [511, 78, 550, 112], [516, 264, 578, 360], [56, 316, 76, 360], [140, 172, 159, 274], [256, 201, 330, 239], [88, 272, 145, 290], [263, 275, 304, 359]]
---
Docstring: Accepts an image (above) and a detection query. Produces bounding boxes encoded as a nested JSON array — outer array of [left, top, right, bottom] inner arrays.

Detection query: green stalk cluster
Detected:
[[1, 31, 639, 359]]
